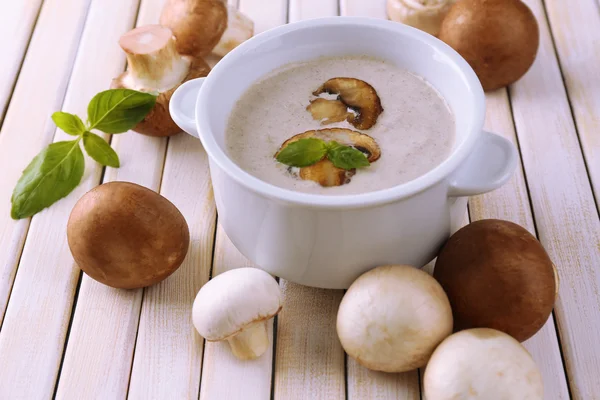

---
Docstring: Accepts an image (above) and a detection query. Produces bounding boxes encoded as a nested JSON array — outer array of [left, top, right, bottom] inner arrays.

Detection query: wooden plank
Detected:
[[199, 226, 274, 400], [127, 134, 216, 399], [199, 1, 286, 398], [0, 0, 92, 324], [55, 0, 173, 398], [0, 0, 137, 397], [340, 0, 386, 19], [270, 2, 345, 399], [469, 89, 570, 399], [339, 1, 421, 398], [274, 282, 345, 399], [510, 1, 600, 398], [0, 0, 44, 123], [543, 0, 600, 210]]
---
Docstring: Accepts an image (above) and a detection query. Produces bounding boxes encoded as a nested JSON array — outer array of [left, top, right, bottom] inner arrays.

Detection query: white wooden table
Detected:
[[0, 0, 598, 398]]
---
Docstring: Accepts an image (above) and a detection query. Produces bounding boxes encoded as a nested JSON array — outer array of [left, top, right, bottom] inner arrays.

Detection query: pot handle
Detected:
[[448, 131, 518, 197], [170, 78, 205, 138]]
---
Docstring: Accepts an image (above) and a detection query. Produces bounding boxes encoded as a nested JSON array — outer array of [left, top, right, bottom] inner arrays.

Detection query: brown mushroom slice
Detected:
[[299, 159, 356, 187], [312, 78, 384, 130], [306, 98, 354, 125], [276, 128, 380, 187]]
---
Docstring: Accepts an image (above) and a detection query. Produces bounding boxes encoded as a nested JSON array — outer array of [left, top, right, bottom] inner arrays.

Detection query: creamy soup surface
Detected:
[[225, 56, 455, 195]]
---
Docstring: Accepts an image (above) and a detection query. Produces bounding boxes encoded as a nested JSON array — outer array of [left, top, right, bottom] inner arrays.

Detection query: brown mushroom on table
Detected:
[[160, 0, 254, 58], [67, 182, 190, 289], [438, 0, 539, 91], [111, 25, 211, 136], [275, 128, 381, 187], [307, 78, 384, 130], [433, 219, 557, 342]]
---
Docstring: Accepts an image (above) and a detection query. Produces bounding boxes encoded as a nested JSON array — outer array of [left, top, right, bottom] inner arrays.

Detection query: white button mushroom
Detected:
[[424, 328, 544, 400], [192, 267, 282, 360], [387, 0, 457, 36], [336, 265, 453, 373]]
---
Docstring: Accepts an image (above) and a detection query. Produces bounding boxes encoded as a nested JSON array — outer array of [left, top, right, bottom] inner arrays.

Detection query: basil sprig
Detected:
[[10, 89, 156, 219], [276, 138, 370, 170]]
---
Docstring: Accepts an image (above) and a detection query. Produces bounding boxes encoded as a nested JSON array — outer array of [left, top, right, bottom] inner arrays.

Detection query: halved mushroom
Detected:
[[275, 128, 380, 187], [308, 78, 384, 130], [111, 25, 211, 137]]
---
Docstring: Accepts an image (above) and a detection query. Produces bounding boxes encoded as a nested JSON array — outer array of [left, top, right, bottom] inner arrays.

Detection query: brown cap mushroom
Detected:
[[386, 0, 457, 37], [275, 128, 381, 187], [336, 265, 453, 373], [307, 78, 384, 130], [433, 219, 557, 342], [111, 25, 210, 137], [192, 267, 282, 360], [424, 328, 544, 399], [160, 0, 254, 58], [438, 0, 539, 91], [67, 182, 190, 289]]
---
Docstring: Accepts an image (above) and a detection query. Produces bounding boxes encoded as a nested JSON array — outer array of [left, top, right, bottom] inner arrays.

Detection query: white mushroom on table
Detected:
[[192, 267, 283, 360], [424, 328, 544, 399], [336, 265, 453, 372]]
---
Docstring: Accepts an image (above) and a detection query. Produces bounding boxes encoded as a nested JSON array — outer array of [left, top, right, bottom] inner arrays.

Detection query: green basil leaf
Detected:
[[276, 138, 327, 167], [11, 140, 85, 219], [83, 131, 120, 167], [52, 112, 86, 135], [87, 89, 156, 134], [327, 144, 370, 170]]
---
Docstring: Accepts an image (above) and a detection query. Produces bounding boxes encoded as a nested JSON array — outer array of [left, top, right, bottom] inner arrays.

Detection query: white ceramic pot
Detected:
[[170, 17, 517, 289]]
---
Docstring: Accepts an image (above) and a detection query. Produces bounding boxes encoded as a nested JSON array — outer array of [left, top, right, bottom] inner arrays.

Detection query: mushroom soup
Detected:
[[225, 56, 455, 195]]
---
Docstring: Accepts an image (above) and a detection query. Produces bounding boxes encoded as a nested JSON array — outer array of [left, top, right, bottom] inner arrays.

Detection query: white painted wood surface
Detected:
[[470, 89, 570, 399], [511, 1, 600, 397], [56, 0, 171, 398], [0, 0, 105, 397], [0, 0, 598, 398], [543, 0, 600, 210], [0, 0, 44, 123], [0, 0, 92, 325]]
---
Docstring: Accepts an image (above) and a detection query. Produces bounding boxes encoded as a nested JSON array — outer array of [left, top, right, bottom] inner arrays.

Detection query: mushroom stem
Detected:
[[119, 25, 191, 93], [211, 6, 254, 57], [227, 320, 269, 360]]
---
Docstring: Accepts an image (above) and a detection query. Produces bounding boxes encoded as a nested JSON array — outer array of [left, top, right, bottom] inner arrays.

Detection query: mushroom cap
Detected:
[[433, 219, 556, 342], [438, 0, 539, 91], [67, 182, 190, 289], [192, 267, 282, 341], [336, 265, 453, 372], [159, 0, 228, 57], [424, 328, 543, 400]]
